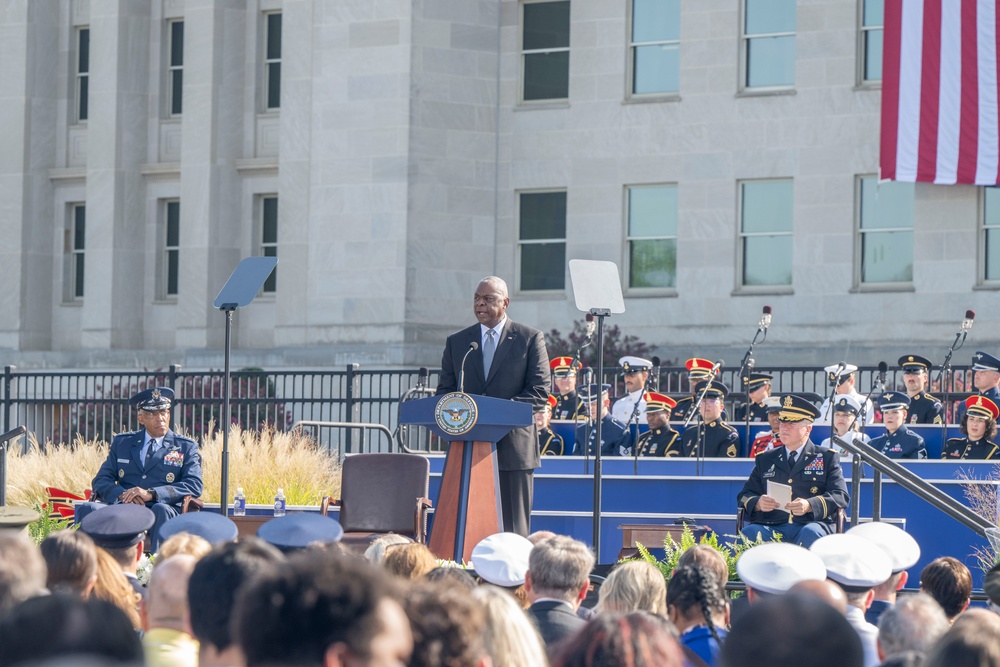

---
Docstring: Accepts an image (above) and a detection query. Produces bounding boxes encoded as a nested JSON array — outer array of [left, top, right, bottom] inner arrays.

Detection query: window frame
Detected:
[[262, 11, 282, 112], [166, 19, 184, 118], [625, 0, 681, 100], [65, 204, 86, 301], [519, 0, 571, 105], [624, 183, 679, 293], [258, 195, 278, 294], [516, 189, 567, 294], [738, 0, 796, 93], [979, 187, 1000, 286], [736, 178, 795, 291], [854, 174, 915, 289], [159, 199, 181, 300], [74, 27, 90, 124], [857, 0, 883, 86]]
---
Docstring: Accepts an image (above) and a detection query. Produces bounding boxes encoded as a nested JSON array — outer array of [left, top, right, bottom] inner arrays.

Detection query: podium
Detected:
[[399, 393, 531, 562]]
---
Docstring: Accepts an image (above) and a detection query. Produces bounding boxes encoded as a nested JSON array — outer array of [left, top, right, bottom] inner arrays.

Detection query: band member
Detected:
[[943, 396, 1000, 460], [868, 393, 927, 459], [671, 358, 715, 422], [550, 356, 585, 421], [817, 363, 875, 426], [635, 392, 681, 456], [678, 381, 740, 458], [735, 373, 773, 423], [958, 352, 1000, 420], [897, 354, 944, 425], [537, 395, 565, 456], [819, 395, 870, 454], [612, 357, 651, 426], [575, 384, 632, 457], [749, 396, 782, 458]]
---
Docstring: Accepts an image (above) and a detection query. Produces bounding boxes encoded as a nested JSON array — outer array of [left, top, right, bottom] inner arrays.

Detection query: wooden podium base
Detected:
[[428, 440, 502, 563]]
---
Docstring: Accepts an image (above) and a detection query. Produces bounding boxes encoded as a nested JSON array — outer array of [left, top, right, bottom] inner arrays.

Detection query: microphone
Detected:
[[759, 305, 772, 331], [962, 309, 976, 332], [877, 360, 888, 387], [418, 367, 428, 388], [651, 356, 661, 368], [710, 360, 724, 375], [650, 356, 661, 391], [459, 342, 479, 393]]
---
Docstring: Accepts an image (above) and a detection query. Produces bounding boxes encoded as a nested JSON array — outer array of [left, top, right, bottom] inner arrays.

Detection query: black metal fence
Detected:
[[1, 363, 979, 457]]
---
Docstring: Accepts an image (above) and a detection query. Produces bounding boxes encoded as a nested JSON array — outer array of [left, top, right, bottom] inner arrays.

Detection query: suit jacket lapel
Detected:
[[485, 320, 517, 385], [129, 432, 145, 472], [466, 326, 486, 389]]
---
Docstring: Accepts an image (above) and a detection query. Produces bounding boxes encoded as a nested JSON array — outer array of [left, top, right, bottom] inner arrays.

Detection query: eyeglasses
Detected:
[[474, 294, 504, 305]]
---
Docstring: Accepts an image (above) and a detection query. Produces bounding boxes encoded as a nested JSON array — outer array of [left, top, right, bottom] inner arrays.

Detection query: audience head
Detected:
[[525, 536, 595, 607], [235, 549, 411, 667], [877, 593, 949, 660], [847, 521, 920, 599], [79, 505, 155, 575], [598, 561, 667, 616], [736, 542, 826, 599], [40, 529, 98, 598], [527, 530, 557, 544], [920, 556, 972, 620], [158, 512, 238, 546], [364, 533, 413, 565], [666, 564, 728, 645], [404, 582, 487, 667], [788, 579, 848, 615], [552, 612, 684, 667], [143, 554, 197, 633], [92, 547, 142, 630], [424, 566, 478, 592], [471, 532, 533, 589], [721, 593, 863, 667], [473, 585, 547, 667], [155, 532, 212, 562], [676, 544, 729, 590], [810, 533, 891, 610], [381, 542, 438, 580], [0, 533, 47, 614], [188, 538, 284, 655], [924, 608, 1000, 667]]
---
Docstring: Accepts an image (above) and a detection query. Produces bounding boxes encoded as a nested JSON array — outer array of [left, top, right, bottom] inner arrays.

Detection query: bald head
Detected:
[[790, 579, 848, 616], [145, 554, 197, 632]]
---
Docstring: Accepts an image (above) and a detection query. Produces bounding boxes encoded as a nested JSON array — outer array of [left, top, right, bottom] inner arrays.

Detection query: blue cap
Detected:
[[877, 392, 911, 412], [256, 514, 344, 551], [972, 351, 1000, 372], [79, 504, 156, 549], [580, 384, 611, 402], [694, 380, 729, 399], [130, 387, 174, 412], [159, 512, 239, 545]]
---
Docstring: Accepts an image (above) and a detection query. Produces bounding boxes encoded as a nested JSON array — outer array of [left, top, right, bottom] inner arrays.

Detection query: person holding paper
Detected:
[[737, 394, 850, 547]]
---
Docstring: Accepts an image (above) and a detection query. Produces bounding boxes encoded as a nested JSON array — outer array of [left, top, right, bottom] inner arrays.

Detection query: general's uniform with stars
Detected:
[[678, 381, 740, 458], [549, 356, 585, 421], [574, 384, 632, 456], [538, 394, 565, 456], [868, 393, 928, 459], [897, 355, 944, 425], [943, 395, 1000, 460], [635, 392, 681, 457]]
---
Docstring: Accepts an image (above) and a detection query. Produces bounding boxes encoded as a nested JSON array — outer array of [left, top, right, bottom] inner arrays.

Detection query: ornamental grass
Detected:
[[5, 424, 340, 509]]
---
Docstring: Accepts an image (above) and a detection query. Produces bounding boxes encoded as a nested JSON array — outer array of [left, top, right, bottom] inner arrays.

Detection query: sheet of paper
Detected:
[[767, 480, 793, 509]]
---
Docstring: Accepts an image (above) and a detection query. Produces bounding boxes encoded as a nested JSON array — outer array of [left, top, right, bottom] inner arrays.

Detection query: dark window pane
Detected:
[[266, 13, 282, 59], [633, 0, 680, 43], [171, 70, 183, 115], [862, 231, 913, 283], [79, 29, 89, 72], [267, 63, 281, 109], [742, 181, 793, 233], [743, 235, 792, 286], [747, 35, 796, 87], [630, 239, 676, 288], [523, 52, 569, 101], [170, 21, 184, 66], [79, 77, 89, 121], [745, 0, 796, 35], [74, 207, 86, 250], [263, 246, 277, 293], [865, 30, 883, 81], [987, 228, 1000, 281], [167, 249, 179, 295], [520, 242, 565, 291], [633, 44, 679, 95], [166, 202, 180, 246], [519, 192, 566, 240], [75, 255, 85, 298], [262, 198, 279, 243], [523, 1, 570, 50]]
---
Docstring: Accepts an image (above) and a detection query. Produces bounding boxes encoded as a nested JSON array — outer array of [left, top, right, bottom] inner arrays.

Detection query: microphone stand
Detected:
[[588, 308, 612, 561], [738, 316, 768, 457], [936, 324, 969, 445], [684, 365, 720, 476], [824, 370, 844, 422], [582, 367, 593, 474], [859, 371, 886, 436], [632, 373, 655, 475]]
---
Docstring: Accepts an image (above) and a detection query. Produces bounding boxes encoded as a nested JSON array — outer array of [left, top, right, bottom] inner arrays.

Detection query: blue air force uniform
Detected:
[[575, 415, 631, 456], [870, 425, 928, 459]]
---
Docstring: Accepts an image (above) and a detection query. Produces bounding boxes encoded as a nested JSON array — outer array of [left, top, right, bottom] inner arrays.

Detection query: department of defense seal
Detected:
[[434, 392, 479, 436]]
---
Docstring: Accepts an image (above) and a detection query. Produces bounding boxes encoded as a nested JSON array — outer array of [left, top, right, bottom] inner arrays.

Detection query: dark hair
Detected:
[[424, 566, 478, 591], [0, 594, 143, 667], [959, 413, 999, 439], [920, 556, 973, 619], [552, 612, 684, 667], [187, 537, 284, 650], [666, 564, 728, 648], [234, 550, 396, 666], [404, 582, 486, 667], [40, 529, 98, 597]]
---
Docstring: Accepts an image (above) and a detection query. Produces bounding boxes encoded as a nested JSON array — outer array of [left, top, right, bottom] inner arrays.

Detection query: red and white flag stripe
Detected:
[[880, 0, 1000, 185]]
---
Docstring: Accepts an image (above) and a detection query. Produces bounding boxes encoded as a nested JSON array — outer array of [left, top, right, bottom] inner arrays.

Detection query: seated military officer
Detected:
[[678, 381, 740, 458], [749, 396, 782, 458], [897, 354, 944, 425], [738, 395, 850, 548], [612, 356, 651, 426], [574, 384, 631, 457], [549, 356, 584, 421], [90, 387, 203, 552], [735, 373, 773, 423], [536, 395, 565, 456], [817, 363, 875, 427], [868, 393, 928, 459], [958, 351, 1000, 420], [635, 392, 680, 457], [943, 395, 1000, 460], [819, 394, 870, 454], [671, 358, 715, 422]]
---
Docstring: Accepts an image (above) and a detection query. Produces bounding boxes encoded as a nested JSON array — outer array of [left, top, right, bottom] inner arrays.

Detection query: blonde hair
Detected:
[[381, 543, 437, 580], [92, 547, 141, 629], [156, 532, 212, 564], [363, 533, 413, 565], [474, 585, 550, 667], [597, 561, 667, 616]]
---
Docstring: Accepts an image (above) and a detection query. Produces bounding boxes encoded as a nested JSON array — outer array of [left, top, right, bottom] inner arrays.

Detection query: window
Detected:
[[739, 180, 793, 287], [162, 200, 180, 298], [857, 176, 914, 284], [66, 204, 86, 300], [626, 185, 677, 288], [75, 28, 89, 122], [518, 191, 566, 291], [629, 0, 680, 96], [741, 0, 795, 90], [263, 12, 282, 110], [167, 20, 184, 116], [521, 1, 570, 102], [981, 188, 1000, 282], [260, 196, 278, 293], [859, 0, 883, 83]]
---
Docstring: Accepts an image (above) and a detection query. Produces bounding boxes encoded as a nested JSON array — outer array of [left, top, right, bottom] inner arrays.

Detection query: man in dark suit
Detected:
[[90, 387, 203, 551], [525, 535, 594, 648], [436, 276, 551, 536]]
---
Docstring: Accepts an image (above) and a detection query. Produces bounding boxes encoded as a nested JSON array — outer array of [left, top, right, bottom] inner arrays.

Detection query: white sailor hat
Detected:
[[832, 394, 863, 415], [846, 522, 920, 574], [736, 542, 827, 595], [810, 533, 892, 592], [824, 363, 858, 386], [619, 356, 652, 374], [471, 532, 533, 588], [762, 396, 782, 412]]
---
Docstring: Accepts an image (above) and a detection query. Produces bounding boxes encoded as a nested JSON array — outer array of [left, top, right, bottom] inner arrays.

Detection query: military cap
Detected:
[[847, 522, 920, 574], [540, 394, 557, 412], [159, 511, 239, 546], [0, 506, 40, 533], [965, 395, 1000, 420], [129, 386, 174, 412], [470, 532, 533, 588], [824, 363, 858, 386], [832, 394, 863, 416], [619, 356, 652, 374], [898, 355, 932, 373], [550, 356, 580, 377], [694, 380, 728, 400], [810, 534, 892, 592], [643, 391, 678, 414], [686, 358, 715, 379], [877, 392, 911, 412], [972, 351, 1000, 372], [985, 561, 1000, 607], [743, 372, 773, 389], [79, 504, 156, 549], [580, 384, 611, 402], [257, 513, 344, 551], [777, 394, 821, 423], [762, 396, 782, 413], [736, 542, 827, 595]]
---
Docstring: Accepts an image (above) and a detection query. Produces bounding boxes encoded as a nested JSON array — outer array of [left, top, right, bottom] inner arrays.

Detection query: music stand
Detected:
[[213, 257, 278, 516], [569, 259, 626, 559]]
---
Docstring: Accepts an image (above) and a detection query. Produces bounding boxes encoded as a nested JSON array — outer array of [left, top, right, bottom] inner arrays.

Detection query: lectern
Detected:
[[399, 393, 531, 562]]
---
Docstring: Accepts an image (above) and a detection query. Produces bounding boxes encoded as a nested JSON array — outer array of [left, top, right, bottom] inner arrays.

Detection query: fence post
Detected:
[[3, 366, 13, 435], [345, 364, 360, 454]]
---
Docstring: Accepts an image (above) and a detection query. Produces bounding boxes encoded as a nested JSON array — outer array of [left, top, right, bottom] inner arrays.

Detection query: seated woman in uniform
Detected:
[[820, 394, 870, 455], [942, 396, 1000, 460]]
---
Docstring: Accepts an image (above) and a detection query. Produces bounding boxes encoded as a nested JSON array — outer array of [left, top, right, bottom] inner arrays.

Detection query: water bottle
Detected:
[[274, 488, 286, 517], [233, 487, 246, 517]]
